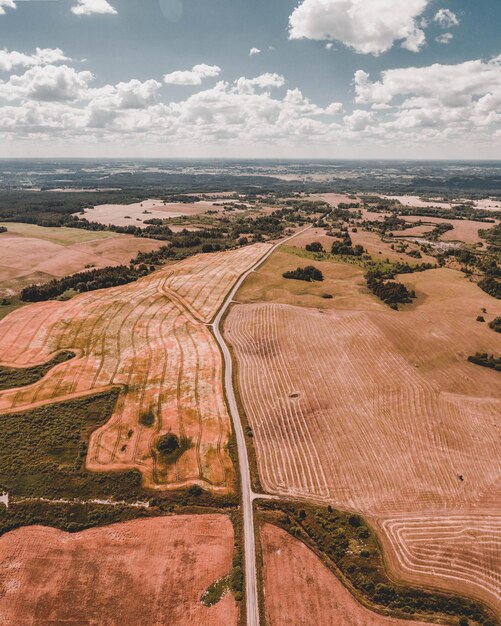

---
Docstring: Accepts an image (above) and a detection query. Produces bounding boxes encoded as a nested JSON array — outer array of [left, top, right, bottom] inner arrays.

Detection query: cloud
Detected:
[[0, 48, 70, 72], [434, 8, 459, 28], [0, 64, 93, 102], [234, 73, 285, 93], [288, 0, 431, 55], [249, 48, 261, 56], [163, 64, 221, 85], [436, 32, 453, 44], [0, 0, 15, 16], [71, 0, 117, 16]]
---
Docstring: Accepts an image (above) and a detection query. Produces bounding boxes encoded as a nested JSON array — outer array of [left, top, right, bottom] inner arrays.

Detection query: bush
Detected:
[[488, 316, 501, 333], [139, 409, 155, 427], [467, 353, 501, 371], [305, 242, 324, 253], [283, 265, 324, 282], [156, 433, 180, 456], [476, 315, 485, 322]]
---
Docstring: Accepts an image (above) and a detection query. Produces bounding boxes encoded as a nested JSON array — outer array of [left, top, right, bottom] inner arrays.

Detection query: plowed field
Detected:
[[0, 243, 270, 492], [0, 515, 237, 626], [227, 266, 501, 614]]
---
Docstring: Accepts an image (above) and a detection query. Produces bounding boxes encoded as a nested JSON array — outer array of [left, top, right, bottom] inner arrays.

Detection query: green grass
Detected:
[[0, 222, 117, 245], [259, 501, 497, 626], [0, 351, 75, 390], [0, 389, 143, 501], [201, 574, 231, 607]]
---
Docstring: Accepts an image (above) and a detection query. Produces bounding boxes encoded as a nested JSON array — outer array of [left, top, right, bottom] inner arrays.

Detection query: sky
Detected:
[[0, 0, 500, 158]]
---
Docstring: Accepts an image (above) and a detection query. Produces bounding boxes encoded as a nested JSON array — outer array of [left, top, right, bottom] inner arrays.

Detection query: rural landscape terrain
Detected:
[[0, 159, 499, 626]]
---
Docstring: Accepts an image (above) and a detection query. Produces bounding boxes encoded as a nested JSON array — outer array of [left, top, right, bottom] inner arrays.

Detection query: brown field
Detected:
[[77, 198, 220, 227], [261, 524, 434, 626], [0, 223, 164, 297], [311, 192, 359, 206], [0, 243, 270, 491], [0, 515, 237, 626], [350, 229, 436, 264], [227, 265, 501, 613], [397, 215, 496, 245]]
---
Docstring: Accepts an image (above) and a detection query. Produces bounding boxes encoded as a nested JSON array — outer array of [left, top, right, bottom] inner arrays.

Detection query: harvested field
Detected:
[[261, 524, 435, 626], [350, 229, 436, 264], [0, 243, 270, 492], [0, 223, 164, 297], [311, 192, 359, 206], [0, 515, 237, 626], [226, 266, 501, 614], [395, 215, 497, 245], [77, 198, 220, 227], [382, 195, 460, 210]]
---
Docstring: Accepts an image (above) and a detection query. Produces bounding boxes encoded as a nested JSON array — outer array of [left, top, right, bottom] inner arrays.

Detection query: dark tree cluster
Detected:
[[305, 241, 324, 252], [422, 222, 454, 241], [20, 265, 151, 302], [365, 270, 416, 309], [488, 317, 501, 333], [467, 353, 501, 371], [478, 276, 501, 299], [330, 232, 364, 256], [0, 226, 7, 233], [283, 265, 324, 282]]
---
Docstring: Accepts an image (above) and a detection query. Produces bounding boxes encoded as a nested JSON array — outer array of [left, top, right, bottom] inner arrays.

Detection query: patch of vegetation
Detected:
[[0, 389, 143, 500], [201, 574, 231, 607], [365, 270, 416, 309], [154, 433, 191, 465], [21, 265, 152, 302], [488, 317, 501, 333], [331, 232, 364, 256], [467, 353, 501, 372], [258, 501, 497, 626], [305, 242, 324, 252], [478, 277, 501, 299], [479, 223, 501, 253], [0, 226, 7, 233], [0, 351, 75, 390], [283, 265, 324, 282], [138, 409, 155, 427], [407, 249, 422, 259], [423, 222, 454, 241]]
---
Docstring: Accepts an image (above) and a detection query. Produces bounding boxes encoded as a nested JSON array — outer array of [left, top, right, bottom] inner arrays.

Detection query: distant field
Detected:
[[0, 222, 165, 297], [261, 524, 436, 626], [77, 198, 221, 228], [227, 253, 501, 614], [0, 515, 237, 626], [0, 244, 270, 493]]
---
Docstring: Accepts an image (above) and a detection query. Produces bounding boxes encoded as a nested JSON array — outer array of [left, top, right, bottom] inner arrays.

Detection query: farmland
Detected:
[[261, 523, 446, 626], [0, 222, 165, 298], [226, 231, 501, 617], [0, 243, 270, 494], [0, 515, 237, 626]]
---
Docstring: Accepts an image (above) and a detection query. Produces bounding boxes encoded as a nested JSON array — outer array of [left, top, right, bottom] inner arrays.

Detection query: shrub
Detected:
[[156, 433, 180, 456], [488, 316, 501, 333], [139, 409, 155, 427], [476, 316, 485, 322], [305, 242, 324, 253]]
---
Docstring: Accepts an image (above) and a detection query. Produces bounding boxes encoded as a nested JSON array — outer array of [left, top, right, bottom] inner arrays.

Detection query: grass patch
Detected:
[[0, 389, 143, 501], [0, 351, 75, 391], [258, 501, 497, 626], [201, 574, 231, 607]]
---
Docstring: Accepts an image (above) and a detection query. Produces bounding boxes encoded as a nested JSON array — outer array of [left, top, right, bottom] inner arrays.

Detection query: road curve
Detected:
[[212, 226, 311, 626]]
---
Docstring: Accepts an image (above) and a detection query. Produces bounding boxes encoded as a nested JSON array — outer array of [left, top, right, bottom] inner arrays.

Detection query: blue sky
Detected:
[[0, 0, 500, 158]]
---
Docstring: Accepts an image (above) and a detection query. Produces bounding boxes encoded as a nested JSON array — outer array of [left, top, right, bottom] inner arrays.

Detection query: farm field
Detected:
[[0, 243, 270, 492], [0, 515, 237, 626], [226, 247, 501, 615], [77, 198, 222, 227], [0, 222, 165, 297], [391, 215, 497, 245], [261, 524, 437, 626]]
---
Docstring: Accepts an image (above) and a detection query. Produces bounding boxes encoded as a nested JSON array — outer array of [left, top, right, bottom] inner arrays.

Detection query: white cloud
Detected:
[[234, 73, 285, 93], [0, 0, 15, 16], [288, 0, 431, 55], [163, 64, 221, 85], [436, 32, 453, 44], [71, 0, 117, 16], [0, 65, 93, 102], [249, 47, 261, 56], [434, 8, 459, 28], [0, 48, 70, 72]]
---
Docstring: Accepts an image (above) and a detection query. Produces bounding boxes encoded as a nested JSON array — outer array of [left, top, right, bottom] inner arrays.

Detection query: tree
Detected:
[[156, 433, 180, 456], [305, 242, 324, 253], [283, 265, 324, 282]]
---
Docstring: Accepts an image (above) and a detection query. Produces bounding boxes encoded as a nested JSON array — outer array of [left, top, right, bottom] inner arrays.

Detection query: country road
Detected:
[[212, 225, 311, 626]]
